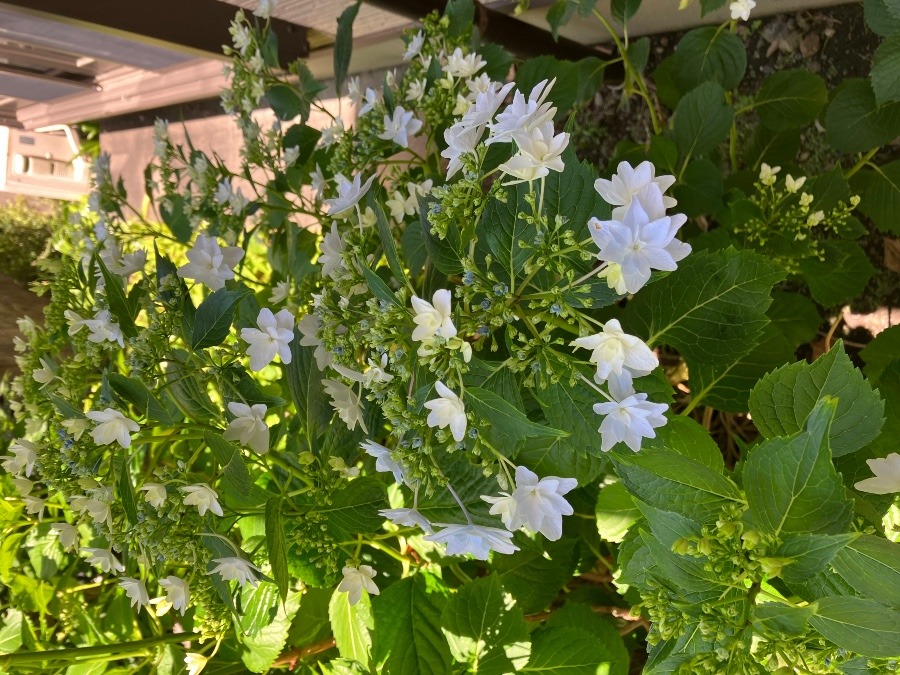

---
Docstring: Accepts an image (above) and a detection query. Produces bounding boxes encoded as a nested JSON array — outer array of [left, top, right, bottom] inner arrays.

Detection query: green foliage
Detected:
[[0, 199, 57, 284]]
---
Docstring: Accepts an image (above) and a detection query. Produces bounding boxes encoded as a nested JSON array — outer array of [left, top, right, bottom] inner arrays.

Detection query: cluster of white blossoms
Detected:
[[590, 160, 691, 295], [729, 0, 756, 22]]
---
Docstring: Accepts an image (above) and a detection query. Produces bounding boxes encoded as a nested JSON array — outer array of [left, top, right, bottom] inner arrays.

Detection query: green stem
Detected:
[[844, 148, 879, 180], [0, 633, 200, 666]]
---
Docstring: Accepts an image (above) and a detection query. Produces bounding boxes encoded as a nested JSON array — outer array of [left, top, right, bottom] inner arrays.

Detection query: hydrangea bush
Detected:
[[1, 0, 899, 673]]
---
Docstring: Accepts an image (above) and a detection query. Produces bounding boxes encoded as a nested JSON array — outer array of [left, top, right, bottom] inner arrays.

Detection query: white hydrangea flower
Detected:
[[507, 466, 577, 541], [406, 78, 427, 102], [81, 547, 125, 574], [854, 453, 900, 494], [785, 174, 806, 193], [325, 174, 376, 219], [759, 162, 781, 186], [64, 310, 90, 337], [71, 495, 111, 525], [254, 0, 276, 19], [318, 223, 346, 279], [297, 313, 332, 370], [61, 418, 90, 441], [176, 234, 245, 291], [571, 319, 658, 385], [424, 523, 519, 559], [338, 565, 380, 605], [589, 196, 691, 294], [361, 440, 406, 484], [320, 118, 345, 148], [411, 289, 458, 342], [158, 576, 191, 614], [593, 380, 668, 453], [240, 308, 294, 371], [23, 496, 44, 518], [180, 484, 223, 517], [32, 358, 57, 385], [462, 81, 516, 128], [139, 482, 167, 509], [323, 379, 367, 432], [594, 161, 677, 220], [1, 438, 37, 477], [403, 31, 425, 62], [729, 0, 756, 21], [378, 106, 423, 148], [442, 122, 482, 179], [424, 381, 467, 442], [379, 507, 434, 534], [83, 310, 125, 348], [185, 653, 208, 675], [224, 402, 269, 455], [499, 122, 569, 184], [119, 577, 150, 610], [11, 478, 33, 496], [269, 280, 290, 304], [100, 238, 147, 277], [86, 408, 139, 448], [50, 523, 79, 551], [481, 492, 516, 529], [209, 556, 262, 587], [488, 79, 557, 145], [445, 48, 486, 78], [358, 87, 381, 116]]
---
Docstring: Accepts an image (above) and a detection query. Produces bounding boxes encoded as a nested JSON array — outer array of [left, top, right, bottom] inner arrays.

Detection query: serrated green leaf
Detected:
[[855, 160, 900, 235], [799, 240, 875, 306], [744, 399, 853, 537], [776, 533, 858, 584], [595, 481, 640, 543], [0, 609, 23, 655], [97, 258, 138, 339], [317, 477, 387, 539], [689, 323, 796, 413], [825, 79, 900, 153], [466, 386, 566, 447], [873, 36, 900, 105], [493, 536, 578, 614], [371, 573, 452, 674], [673, 81, 733, 158], [673, 27, 746, 92], [516, 435, 606, 486], [753, 70, 827, 131], [265, 497, 290, 602], [523, 625, 624, 673], [671, 158, 724, 217], [612, 448, 742, 522], [748, 341, 885, 457], [333, 2, 361, 101], [767, 291, 822, 347], [329, 587, 373, 669], [625, 248, 784, 365], [753, 602, 816, 636], [809, 596, 900, 658], [865, 0, 900, 36], [359, 263, 401, 308], [860, 324, 900, 380], [205, 431, 265, 509], [832, 535, 900, 609], [286, 336, 332, 440], [241, 592, 301, 672], [107, 373, 175, 425], [440, 575, 530, 674], [542, 604, 629, 675], [191, 287, 251, 350], [642, 415, 724, 470]]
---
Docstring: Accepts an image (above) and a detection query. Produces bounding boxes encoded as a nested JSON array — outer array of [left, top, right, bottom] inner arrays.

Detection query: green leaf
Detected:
[[118, 464, 138, 526], [743, 125, 801, 168], [285, 337, 332, 439], [673, 81, 733, 158], [799, 240, 875, 306], [440, 575, 530, 674], [204, 431, 265, 509], [516, 435, 605, 486], [625, 248, 784, 365], [860, 324, 900, 380], [359, 263, 401, 308], [595, 481, 640, 543], [672, 27, 746, 92], [329, 587, 373, 669], [611, 0, 642, 24], [493, 536, 578, 614], [266, 84, 306, 121], [0, 609, 23, 655], [642, 415, 724, 471], [516, 58, 605, 118], [97, 258, 138, 339], [688, 323, 796, 413], [775, 533, 858, 584], [865, 0, 900, 36], [748, 341, 885, 457], [446, 0, 476, 37], [523, 626, 626, 673], [831, 535, 900, 609], [241, 592, 301, 672], [542, 604, 629, 675], [419, 199, 464, 275], [466, 386, 566, 446], [191, 287, 251, 350], [743, 399, 853, 537], [283, 124, 321, 166], [809, 596, 900, 658], [671, 159, 724, 217], [612, 448, 742, 523], [753, 602, 816, 636], [333, 2, 361, 101], [855, 160, 900, 235], [753, 70, 827, 131], [825, 78, 900, 153], [699, 0, 728, 15], [368, 192, 409, 285], [159, 194, 192, 242], [317, 477, 387, 539], [872, 36, 900, 105], [107, 373, 175, 426], [371, 573, 452, 674], [767, 291, 822, 347], [265, 497, 290, 602]]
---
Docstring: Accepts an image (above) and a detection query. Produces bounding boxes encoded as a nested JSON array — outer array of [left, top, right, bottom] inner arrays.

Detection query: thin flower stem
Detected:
[[0, 633, 200, 666]]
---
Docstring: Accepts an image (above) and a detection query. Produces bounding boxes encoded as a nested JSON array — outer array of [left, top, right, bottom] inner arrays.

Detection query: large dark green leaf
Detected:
[[753, 70, 827, 131], [825, 79, 900, 153], [191, 287, 251, 350], [809, 597, 900, 658], [673, 81, 733, 159], [672, 27, 746, 92], [333, 2, 361, 100]]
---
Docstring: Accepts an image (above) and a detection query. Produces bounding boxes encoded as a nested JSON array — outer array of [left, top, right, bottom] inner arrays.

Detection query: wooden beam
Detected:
[[0, 0, 309, 65]]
